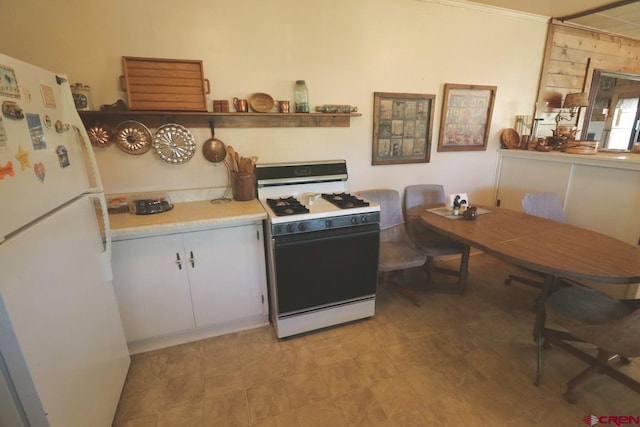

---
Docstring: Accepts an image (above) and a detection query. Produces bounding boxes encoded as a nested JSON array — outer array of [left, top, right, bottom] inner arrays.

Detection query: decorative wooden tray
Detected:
[[120, 56, 210, 111]]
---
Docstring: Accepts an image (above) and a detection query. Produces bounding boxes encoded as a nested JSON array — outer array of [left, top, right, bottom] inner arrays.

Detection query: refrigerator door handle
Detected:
[[87, 193, 113, 282]]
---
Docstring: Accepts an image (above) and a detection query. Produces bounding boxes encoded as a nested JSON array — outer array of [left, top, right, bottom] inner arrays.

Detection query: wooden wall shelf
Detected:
[[78, 111, 361, 129]]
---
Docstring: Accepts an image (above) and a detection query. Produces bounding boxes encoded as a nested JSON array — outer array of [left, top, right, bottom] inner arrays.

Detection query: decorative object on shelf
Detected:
[[500, 128, 520, 149], [564, 140, 599, 155], [315, 105, 358, 113], [202, 121, 231, 204], [100, 99, 127, 111], [535, 140, 553, 152], [438, 83, 497, 152], [70, 83, 93, 111], [531, 101, 548, 140], [277, 100, 290, 113], [233, 97, 249, 112], [548, 125, 578, 150], [152, 123, 196, 164], [248, 93, 274, 113], [213, 100, 229, 112], [87, 122, 113, 147], [514, 115, 532, 138], [114, 120, 152, 154], [555, 92, 589, 126], [294, 80, 309, 113], [372, 91, 434, 165], [120, 56, 210, 111]]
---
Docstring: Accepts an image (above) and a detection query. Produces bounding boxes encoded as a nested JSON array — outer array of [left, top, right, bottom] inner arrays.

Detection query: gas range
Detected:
[[255, 160, 380, 338], [256, 160, 380, 236]]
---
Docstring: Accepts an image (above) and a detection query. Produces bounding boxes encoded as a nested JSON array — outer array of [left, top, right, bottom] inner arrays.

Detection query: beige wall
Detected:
[[0, 0, 548, 203]]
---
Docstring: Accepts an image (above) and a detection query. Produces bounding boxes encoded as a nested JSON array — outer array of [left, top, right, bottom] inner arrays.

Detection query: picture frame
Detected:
[[437, 84, 497, 152], [372, 92, 435, 165]]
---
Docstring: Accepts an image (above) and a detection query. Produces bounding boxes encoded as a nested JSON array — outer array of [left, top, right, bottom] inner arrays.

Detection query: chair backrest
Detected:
[[357, 189, 404, 230], [403, 184, 445, 218], [522, 192, 566, 223]]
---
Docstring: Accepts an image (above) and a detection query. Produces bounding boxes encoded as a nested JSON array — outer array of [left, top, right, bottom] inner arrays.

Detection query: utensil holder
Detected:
[[231, 172, 255, 201]]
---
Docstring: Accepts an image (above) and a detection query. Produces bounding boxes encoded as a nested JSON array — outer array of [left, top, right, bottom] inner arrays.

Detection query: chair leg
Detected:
[[457, 245, 470, 295], [504, 274, 544, 289], [424, 256, 434, 282], [535, 321, 544, 386], [380, 271, 422, 307]]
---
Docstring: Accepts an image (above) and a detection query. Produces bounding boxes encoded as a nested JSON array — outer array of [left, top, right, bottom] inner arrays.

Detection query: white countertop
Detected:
[[109, 199, 267, 240], [499, 149, 640, 171]]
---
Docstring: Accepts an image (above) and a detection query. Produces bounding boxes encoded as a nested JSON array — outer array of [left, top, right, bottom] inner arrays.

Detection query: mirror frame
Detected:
[[581, 69, 640, 149]]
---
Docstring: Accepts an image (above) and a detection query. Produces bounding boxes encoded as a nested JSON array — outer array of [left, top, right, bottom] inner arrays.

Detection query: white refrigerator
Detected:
[[0, 53, 130, 426]]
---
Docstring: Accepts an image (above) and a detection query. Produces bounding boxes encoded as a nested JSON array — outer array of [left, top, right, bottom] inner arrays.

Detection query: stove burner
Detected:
[[321, 192, 370, 209], [266, 197, 310, 216]]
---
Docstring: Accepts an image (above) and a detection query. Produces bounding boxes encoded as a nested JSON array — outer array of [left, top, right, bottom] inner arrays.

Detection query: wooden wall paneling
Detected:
[[536, 21, 640, 137]]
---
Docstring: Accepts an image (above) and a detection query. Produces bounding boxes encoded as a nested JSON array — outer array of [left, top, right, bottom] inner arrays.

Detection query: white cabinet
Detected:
[[112, 222, 267, 349]]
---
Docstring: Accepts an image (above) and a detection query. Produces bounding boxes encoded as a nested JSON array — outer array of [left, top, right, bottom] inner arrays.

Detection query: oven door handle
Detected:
[[274, 223, 379, 247]]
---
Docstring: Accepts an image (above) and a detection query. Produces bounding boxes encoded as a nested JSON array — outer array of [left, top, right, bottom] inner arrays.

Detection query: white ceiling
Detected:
[[469, 0, 640, 39]]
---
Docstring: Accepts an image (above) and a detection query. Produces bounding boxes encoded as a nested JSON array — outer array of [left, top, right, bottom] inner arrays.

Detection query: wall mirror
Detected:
[[582, 69, 640, 150]]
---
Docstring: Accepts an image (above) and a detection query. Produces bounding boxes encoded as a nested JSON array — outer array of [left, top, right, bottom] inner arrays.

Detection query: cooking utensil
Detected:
[[201, 121, 227, 163], [227, 145, 239, 172]]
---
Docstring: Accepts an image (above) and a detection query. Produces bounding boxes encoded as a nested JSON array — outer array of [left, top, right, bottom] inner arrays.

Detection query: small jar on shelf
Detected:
[[294, 80, 309, 113]]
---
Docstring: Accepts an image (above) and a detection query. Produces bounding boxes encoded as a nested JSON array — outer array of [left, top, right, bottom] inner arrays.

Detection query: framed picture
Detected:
[[437, 84, 497, 152], [372, 92, 435, 165]]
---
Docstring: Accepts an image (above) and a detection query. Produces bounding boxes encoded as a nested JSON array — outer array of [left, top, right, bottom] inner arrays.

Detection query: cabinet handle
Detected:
[[189, 250, 195, 268], [176, 253, 182, 270]]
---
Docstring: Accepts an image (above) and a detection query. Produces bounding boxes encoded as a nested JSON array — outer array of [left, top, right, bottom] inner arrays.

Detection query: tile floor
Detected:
[[113, 254, 640, 426]]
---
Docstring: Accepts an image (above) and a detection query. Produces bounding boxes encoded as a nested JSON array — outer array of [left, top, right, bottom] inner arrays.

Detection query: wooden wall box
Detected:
[[120, 56, 210, 111]]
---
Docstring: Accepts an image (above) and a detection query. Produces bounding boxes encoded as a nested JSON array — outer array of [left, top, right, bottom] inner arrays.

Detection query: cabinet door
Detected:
[[112, 234, 195, 342], [185, 224, 266, 327]]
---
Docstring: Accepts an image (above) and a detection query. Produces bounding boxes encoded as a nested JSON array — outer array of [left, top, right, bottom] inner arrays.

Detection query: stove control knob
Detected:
[[351, 216, 358, 225], [361, 215, 368, 223], [325, 219, 333, 228], [298, 223, 307, 232], [286, 224, 296, 233]]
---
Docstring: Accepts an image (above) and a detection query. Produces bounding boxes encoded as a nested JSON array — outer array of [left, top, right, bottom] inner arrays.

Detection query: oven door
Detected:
[[272, 223, 379, 316]]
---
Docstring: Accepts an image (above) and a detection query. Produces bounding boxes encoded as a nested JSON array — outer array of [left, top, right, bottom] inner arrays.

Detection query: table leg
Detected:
[[534, 273, 555, 386], [457, 245, 471, 295], [533, 274, 554, 341]]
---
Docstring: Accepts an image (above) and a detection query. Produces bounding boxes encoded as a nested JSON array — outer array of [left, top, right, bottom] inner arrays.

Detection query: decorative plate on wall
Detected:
[[152, 123, 196, 164], [87, 123, 113, 147], [114, 120, 152, 154]]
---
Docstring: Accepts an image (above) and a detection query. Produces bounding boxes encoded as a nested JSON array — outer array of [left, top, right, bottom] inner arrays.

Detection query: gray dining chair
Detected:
[[403, 184, 469, 294], [537, 284, 640, 403], [357, 189, 427, 306]]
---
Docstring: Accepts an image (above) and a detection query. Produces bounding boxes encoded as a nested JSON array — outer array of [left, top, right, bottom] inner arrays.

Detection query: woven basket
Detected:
[[248, 93, 275, 113]]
